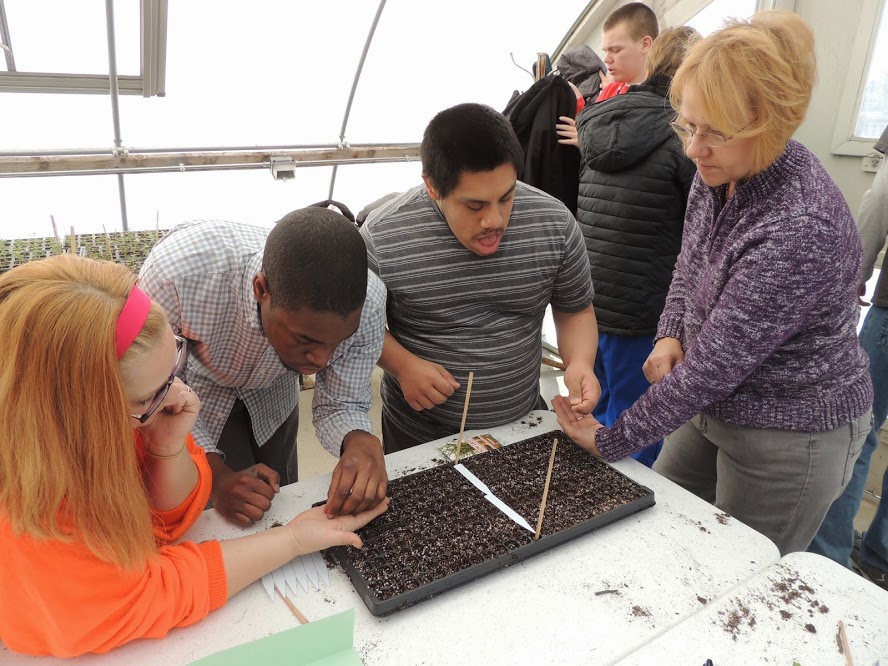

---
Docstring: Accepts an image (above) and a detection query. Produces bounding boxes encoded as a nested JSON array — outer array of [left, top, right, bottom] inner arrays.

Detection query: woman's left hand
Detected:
[[140, 379, 200, 455], [552, 395, 603, 456]]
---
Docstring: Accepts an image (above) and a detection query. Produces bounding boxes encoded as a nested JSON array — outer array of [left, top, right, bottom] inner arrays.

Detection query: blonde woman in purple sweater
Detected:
[[554, 10, 873, 556]]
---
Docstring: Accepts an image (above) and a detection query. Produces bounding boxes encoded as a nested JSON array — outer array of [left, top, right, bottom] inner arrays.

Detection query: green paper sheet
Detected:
[[189, 609, 361, 666]]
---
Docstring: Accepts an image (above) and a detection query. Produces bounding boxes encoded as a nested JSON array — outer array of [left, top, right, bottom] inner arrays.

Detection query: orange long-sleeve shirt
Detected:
[[0, 434, 228, 657]]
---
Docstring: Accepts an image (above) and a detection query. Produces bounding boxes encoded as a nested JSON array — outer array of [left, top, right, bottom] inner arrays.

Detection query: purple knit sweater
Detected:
[[596, 140, 873, 461]]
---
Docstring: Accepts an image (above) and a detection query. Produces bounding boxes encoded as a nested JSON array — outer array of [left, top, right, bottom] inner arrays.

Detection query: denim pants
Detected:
[[809, 305, 888, 573], [593, 333, 662, 467]]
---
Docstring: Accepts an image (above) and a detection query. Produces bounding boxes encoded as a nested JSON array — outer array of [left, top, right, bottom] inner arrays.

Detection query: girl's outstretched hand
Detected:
[[288, 497, 390, 553]]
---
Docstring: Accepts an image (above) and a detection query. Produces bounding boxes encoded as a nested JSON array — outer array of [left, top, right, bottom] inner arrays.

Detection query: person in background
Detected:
[[597, 2, 659, 101], [555, 4, 657, 162], [356, 192, 401, 227], [0, 255, 387, 656], [554, 11, 873, 556], [138, 207, 388, 526], [308, 199, 356, 224], [810, 126, 888, 590], [362, 103, 599, 453], [572, 26, 699, 468]]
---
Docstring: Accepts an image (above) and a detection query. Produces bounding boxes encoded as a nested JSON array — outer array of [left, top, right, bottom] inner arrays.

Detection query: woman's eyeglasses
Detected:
[[670, 118, 740, 149], [131, 335, 188, 424]]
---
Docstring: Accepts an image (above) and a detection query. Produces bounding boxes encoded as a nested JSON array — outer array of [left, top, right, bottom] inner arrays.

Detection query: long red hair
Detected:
[[0, 254, 168, 569]]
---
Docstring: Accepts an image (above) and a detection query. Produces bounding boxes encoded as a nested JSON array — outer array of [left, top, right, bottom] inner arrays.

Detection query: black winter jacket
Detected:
[[576, 76, 696, 336], [504, 75, 580, 215]]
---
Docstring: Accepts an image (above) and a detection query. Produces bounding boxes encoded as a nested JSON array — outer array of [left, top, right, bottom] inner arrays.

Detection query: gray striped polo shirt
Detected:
[[361, 182, 594, 442]]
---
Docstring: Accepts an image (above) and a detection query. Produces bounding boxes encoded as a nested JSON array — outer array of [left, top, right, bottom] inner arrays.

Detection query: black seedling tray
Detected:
[[326, 429, 655, 616]]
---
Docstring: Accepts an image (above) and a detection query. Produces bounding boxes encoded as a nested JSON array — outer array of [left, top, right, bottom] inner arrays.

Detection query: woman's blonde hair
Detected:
[[669, 10, 816, 174], [646, 26, 701, 80], [0, 254, 169, 570]]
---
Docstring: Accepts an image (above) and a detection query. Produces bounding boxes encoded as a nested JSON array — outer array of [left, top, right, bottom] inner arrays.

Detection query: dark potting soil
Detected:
[[339, 430, 651, 605]]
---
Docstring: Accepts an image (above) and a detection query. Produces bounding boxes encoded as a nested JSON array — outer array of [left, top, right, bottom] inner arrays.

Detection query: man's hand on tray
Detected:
[[326, 430, 389, 518]]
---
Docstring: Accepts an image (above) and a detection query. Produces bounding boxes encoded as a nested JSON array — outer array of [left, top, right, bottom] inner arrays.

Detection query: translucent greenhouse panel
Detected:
[[0, 175, 121, 239], [118, 1, 380, 148], [2, 93, 118, 150], [3, 0, 139, 74], [121, 168, 346, 233], [854, 1, 888, 140], [347, 0, 592, 144], [686, 0, 757, 36], [331, 161, 423, 216]]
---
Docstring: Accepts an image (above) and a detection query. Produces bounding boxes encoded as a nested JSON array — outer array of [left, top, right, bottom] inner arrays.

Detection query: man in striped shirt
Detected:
[[361, 103, 600, 452], [139, 208, 388, 524]]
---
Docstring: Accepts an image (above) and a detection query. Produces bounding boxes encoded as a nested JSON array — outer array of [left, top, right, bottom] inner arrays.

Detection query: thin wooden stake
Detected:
[[453, 371, 475, 463], [838, 620, 853, 666], [276, 585, 309, 624], [155, 210, 160, 243], [102, 225, 113, 259], [534, 437, 558, 541], [50, 215, 60, 245]]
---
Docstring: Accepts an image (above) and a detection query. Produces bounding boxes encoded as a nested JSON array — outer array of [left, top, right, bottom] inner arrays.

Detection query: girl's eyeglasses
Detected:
[[131, 335, 188, 423]]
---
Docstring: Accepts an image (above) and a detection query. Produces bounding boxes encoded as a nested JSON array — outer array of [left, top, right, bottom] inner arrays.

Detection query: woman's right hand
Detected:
[[643, 337, 685, 384], [287, 498, 390, 552]]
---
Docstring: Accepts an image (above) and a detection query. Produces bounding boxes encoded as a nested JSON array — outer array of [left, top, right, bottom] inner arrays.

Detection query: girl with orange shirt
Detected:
[[0, 254, 388, 657]]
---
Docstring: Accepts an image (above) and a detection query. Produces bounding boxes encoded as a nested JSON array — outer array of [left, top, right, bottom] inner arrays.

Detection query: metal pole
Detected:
[[0, 0, 16, 71], [328, 0, 387, 200], [105, 0, 129, 230], [0, 154, 421, 178], [0, 141, 417, 158]]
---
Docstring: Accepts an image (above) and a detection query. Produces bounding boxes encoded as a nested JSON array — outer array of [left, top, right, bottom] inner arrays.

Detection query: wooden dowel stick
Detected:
[[102, 224, 113, 259], [50, 215, 60, 244], [453, 371, 475, 464], [276, 585, 309, 624], [534, 437, 558, 541], [541, 355, 566, 371], [838, 620, 853, 666]]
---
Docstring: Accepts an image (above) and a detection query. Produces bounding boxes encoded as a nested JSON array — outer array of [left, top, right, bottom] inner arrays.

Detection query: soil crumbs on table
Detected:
[[717, 564, 829, 640], [341, 430, 651, 602]]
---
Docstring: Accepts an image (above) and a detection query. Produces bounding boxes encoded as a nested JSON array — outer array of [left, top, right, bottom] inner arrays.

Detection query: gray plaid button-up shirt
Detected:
[[138, 219, 386, 458]]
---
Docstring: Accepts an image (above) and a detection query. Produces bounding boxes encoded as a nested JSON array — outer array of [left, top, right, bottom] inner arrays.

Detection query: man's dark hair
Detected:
[[263, 207, 367, 316], [421, 103, 524, 199], [603, 2, 659, 41]]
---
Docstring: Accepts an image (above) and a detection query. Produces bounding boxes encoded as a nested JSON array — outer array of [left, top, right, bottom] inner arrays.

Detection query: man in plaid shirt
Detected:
[[139, 207, 387, 524]]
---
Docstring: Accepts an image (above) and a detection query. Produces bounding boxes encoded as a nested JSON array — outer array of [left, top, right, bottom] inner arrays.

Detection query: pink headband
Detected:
[[115, 285, 151, 359]]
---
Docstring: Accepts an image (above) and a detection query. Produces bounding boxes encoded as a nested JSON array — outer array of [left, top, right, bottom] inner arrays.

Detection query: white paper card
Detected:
[[282, 561, 301, 598], [261, 573, 275, 601], [312, 552, 330, 586], [272, 566, 288, 597], [453, 464, 492, 496], [302, 553, 320, 589], [484, 494, 535, 533], [291, 554, 309, 591]]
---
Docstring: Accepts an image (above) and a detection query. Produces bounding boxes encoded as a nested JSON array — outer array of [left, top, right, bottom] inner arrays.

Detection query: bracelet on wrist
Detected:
[[146, 442, 187, 459]]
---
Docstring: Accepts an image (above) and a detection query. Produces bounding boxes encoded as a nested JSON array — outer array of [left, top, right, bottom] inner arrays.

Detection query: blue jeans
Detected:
[[809, 305, 888, 572], [593, 333, 662, 467]]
